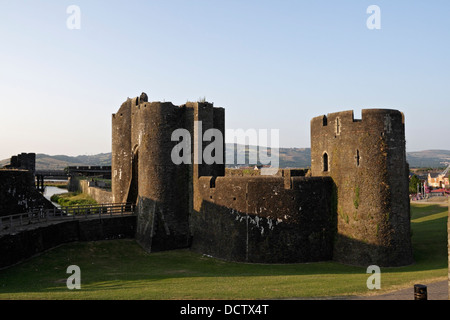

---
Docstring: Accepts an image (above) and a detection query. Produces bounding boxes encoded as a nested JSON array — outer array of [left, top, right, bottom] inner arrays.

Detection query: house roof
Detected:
[[430, 188, 448, 193]]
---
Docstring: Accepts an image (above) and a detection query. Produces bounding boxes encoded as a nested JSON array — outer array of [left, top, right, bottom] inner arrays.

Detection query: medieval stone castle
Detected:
[[112, 93, 413, 267]]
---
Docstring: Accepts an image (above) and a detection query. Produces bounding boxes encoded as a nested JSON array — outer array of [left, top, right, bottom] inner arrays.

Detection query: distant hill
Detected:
[[0, 153, 112, 170], [1, 147, 449, 170], [227, 146, 450, 169], [225, 144, 310, 168], [406, 150, 450, 168]]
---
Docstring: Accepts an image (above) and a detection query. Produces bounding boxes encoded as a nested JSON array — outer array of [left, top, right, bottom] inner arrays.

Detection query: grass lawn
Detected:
[[50, 192, 97, 207], [0, 203, 447, 299]]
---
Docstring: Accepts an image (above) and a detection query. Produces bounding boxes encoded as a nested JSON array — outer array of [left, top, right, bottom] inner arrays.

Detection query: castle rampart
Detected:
[[190, 174, 336, 263], [4, 153, 36, 173]]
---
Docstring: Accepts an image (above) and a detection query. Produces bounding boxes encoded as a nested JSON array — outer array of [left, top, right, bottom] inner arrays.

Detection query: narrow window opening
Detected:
[[323, 153, 329, 172], [335, 117, 341, 135]]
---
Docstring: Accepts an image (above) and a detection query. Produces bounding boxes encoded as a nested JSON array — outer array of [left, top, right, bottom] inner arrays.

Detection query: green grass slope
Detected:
[[0, 203, 447, 300]]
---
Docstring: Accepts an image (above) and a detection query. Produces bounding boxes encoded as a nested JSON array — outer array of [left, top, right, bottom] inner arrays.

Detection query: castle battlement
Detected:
[[197, 175, 334, 219], [311, 109, 405, 139]]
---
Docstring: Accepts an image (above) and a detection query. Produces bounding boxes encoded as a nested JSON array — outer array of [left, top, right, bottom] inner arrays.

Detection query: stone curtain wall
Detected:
[[68, 178, 113, 204], [190, 175, 336, 263], [79, 180, 113, 204]]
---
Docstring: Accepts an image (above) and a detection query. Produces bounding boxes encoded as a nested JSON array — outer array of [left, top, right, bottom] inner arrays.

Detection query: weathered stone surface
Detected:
[[112, 98, 133, 204], [4, 153, 36, 173], [190, 175, 336, 263], [71, 179, 113, 204], [111, 93, 413, 267], [140, 92, 148, 103], [112, 98, 225, 253], [0, 170, 54, 217], [310, 109, 413, 267]]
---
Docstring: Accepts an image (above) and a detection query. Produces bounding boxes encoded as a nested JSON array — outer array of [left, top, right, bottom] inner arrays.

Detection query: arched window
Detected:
[[323, 152, 329, 172]]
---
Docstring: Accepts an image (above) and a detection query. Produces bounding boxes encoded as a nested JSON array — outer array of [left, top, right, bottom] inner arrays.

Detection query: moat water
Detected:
[[43, 184, 68, 208]]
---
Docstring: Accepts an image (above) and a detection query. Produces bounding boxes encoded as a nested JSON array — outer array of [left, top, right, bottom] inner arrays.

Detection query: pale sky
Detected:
[[1, 0, 449, 160]]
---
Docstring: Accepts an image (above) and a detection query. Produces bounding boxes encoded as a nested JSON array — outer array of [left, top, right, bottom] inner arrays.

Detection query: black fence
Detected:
[[0, 203, 135, 233]]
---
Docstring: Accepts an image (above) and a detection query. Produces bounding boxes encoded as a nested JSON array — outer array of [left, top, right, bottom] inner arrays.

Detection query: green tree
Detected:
[[409, 174, 421, 194]]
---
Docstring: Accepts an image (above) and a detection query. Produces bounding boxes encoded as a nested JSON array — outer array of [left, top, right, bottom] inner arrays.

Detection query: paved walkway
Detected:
[[345, 280, 448, 300]]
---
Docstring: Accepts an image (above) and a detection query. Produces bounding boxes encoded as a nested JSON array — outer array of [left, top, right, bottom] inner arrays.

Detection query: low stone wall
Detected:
[[0, 215, 136, 269], [80, 180, 113, 204], [69, 178, 113, 204]]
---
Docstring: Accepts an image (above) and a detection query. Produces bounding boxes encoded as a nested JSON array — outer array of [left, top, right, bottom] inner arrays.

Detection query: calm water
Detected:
[[43, 185, 68, 207]]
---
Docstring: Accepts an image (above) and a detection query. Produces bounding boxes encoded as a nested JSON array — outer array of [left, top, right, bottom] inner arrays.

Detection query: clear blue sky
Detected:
[[1, 0, 449, 160]]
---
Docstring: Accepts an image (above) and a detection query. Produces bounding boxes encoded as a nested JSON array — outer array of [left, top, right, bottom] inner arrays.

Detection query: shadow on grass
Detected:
[[0, 203, 447, 297]]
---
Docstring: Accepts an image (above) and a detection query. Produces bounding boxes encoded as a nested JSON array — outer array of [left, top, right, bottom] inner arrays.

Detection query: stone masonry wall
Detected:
[[68, 178, 113, 204], [111, 94, 412, 267], [112, 98, 133, 204], [79, 180, 113, 204], [111, 97, 226, 254], [190, 175, 336, 263], [133, 101, 191, 252], [0, 170, 54, 217], [0, 216, 136, 269], [310, 109, 413, 267]]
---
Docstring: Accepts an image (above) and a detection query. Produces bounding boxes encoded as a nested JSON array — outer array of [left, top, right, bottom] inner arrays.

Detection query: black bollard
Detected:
[[414, 284, 427, 300]]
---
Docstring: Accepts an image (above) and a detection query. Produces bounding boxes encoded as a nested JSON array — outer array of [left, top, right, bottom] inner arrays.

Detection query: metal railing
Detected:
[[0, 203, 135, 233]]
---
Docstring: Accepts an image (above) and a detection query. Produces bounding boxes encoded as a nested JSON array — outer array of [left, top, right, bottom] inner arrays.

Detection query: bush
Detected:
[[51, 192, 97, 206]]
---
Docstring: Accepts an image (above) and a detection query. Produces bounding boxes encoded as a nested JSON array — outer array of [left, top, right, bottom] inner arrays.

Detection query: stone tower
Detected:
[[310, 109, 413, 267], [112, 94, 224, 252]]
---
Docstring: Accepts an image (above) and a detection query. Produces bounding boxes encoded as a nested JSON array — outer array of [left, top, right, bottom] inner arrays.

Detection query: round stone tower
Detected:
[[310, 109, 413, 267], [112, 95, 225, 253], [132, 101, 190, 252]]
